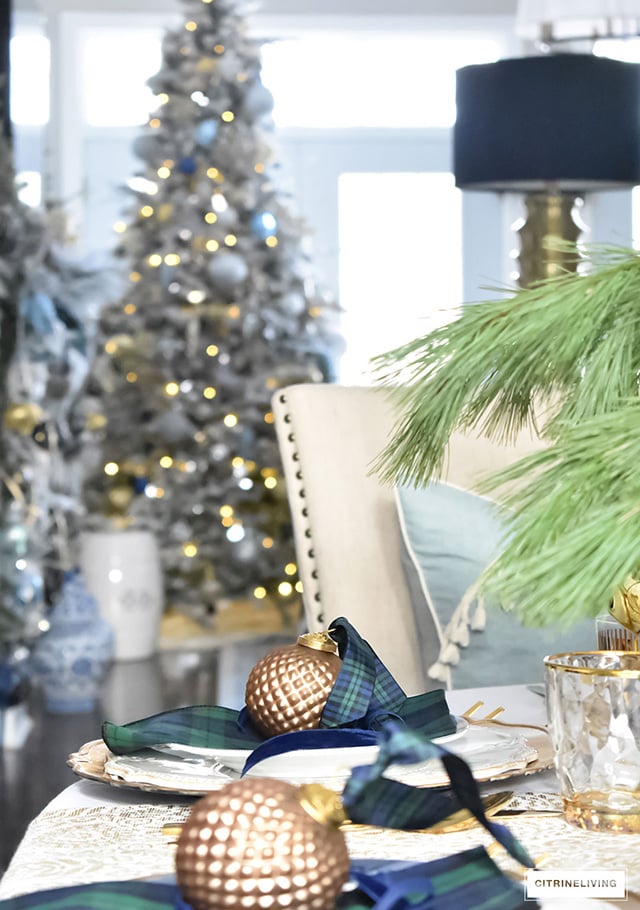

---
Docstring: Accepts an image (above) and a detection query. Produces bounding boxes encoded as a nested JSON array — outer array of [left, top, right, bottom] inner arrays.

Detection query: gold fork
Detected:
[[162, 790, 516, 841], [426, 790, 515, 834], [462, 700, 548, 735]]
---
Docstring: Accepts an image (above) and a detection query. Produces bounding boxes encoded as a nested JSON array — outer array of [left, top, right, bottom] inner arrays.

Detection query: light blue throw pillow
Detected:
[[395, 482, 596, 688]]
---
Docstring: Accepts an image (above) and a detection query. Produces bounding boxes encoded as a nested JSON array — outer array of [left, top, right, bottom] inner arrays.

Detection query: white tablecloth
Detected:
[[2, 685, 638, 908]]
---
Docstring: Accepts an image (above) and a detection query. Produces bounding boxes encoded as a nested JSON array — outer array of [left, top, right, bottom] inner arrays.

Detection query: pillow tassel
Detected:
[[439, 641, 460, 665], [427, 661, 450, 682], [428, 581, 482, 679], [451, 623, 470, 647], [471, 597, 486, 631]]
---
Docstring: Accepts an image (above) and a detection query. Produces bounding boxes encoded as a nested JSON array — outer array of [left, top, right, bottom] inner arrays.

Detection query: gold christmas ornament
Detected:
[[157, 203, 174, 222], [2, 402, 45, 435], [611, 575, 640, 633], [105, 334, 136, 356], [245, 631, 341, 737], [86, 412, 107, 431], [196, 56, 217, 73], [175, 778, 350, 910], [106, 481, 134, 513]]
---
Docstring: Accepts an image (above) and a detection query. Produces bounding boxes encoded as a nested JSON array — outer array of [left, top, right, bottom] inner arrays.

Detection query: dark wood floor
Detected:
[[0, 635, 286, 875]]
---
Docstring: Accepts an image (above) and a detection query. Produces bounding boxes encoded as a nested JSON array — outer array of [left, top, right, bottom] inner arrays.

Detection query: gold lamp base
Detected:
[[515, 192, 584, 288]]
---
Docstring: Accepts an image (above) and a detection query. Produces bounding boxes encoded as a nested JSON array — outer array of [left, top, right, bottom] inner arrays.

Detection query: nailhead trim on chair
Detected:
[[275, 392, 324, 626]]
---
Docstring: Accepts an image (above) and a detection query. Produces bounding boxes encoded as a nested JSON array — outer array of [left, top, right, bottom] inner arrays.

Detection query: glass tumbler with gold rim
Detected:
[[545, 651, 640, 833]]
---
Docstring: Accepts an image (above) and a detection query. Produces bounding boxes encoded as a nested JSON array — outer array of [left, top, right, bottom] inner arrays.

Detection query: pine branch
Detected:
[[477, 400, 640, 627], [372, 246, 640, 487]]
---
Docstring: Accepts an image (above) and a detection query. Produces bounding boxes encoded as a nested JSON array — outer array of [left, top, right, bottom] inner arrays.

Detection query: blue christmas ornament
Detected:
[[250, 211, 278, 239], [178, 156, 197, 175], [20, 292, 57, 336], [133, 476, 149, 494], [196, 118, 218, 145]]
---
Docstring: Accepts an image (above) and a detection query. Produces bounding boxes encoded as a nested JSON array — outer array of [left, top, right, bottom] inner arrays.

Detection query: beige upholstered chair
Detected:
[[271, 384, 549, 695]]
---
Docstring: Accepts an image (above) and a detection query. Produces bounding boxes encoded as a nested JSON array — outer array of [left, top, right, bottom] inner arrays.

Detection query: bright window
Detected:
[[81, 29, 164, 126], [261, 32, 501, 128], [338, 172, 462, 383], [594, 37, 640, 61], [594, 40, 640, 250], [633, 187, 640, 248], [10, 33, 50, 125], [16, 171, 42, 207]]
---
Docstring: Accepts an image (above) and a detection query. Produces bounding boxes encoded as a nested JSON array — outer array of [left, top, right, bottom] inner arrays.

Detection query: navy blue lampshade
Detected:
[[454, 53, 640, 192]]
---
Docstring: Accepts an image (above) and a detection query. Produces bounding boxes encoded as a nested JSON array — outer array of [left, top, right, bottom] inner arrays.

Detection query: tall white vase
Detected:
[[79, 530, 164, 661]]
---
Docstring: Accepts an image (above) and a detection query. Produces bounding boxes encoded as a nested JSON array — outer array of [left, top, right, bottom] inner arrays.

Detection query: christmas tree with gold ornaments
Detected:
[[82, 0, 342, 621]]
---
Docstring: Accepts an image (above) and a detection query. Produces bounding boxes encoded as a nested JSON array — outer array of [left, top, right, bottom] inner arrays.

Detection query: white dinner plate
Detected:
[[243, 723, 533, 786], [150, 715, 469, 774], [101, 721, 537, 793], [71, 718, 550, 796]]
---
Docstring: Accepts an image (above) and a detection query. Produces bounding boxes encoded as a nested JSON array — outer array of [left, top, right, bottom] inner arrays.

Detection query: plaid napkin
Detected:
[[0, 851, 535, 910], [343, 720, 534, 870], [102, 616, 456, 756]]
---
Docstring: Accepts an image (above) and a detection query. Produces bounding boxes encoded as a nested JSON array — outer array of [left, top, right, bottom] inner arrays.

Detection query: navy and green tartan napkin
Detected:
[[342, 720, 534, 870], [0, 851, 535, 910], [102, 616, 456, 756]]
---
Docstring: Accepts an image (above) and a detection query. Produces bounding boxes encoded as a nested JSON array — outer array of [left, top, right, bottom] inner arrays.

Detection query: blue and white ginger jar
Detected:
[[32, 570, 114, 713]]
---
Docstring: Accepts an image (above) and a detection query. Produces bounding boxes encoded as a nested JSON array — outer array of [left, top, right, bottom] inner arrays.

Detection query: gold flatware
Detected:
[[487, 842, 551, 875], [490, 794, 563, 818], [162, 823, 184, 842], [462, 700, 549, 735], [462, 701, 506, 721], [426, 790, 514, 834], [163, 790, 516, 841]]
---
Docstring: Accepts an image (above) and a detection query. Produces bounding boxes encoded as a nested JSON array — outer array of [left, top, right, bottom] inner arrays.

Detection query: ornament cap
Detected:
[[297, 630, 339, 655], [298, 782, 347, 828], [611, 575, 640, 632]]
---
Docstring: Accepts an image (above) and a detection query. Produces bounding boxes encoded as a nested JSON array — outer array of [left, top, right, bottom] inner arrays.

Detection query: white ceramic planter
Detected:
[[79, 530, 164, 661]]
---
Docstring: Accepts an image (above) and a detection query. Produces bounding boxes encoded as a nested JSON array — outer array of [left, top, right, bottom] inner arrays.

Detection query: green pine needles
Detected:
[[374, 245, 640, 627]]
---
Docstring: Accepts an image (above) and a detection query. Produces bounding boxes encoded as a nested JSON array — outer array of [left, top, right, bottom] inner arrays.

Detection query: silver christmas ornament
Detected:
[[242, 83, 274, 122], [207, 252, 249, 296], [132, 134, 161, 161], [281, 291, 307, 316]]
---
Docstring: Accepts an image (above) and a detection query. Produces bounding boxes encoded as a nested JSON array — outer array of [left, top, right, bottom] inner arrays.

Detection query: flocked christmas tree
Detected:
[[0, 135, 109, 706], [0, 142, 111, 631], [83, 0, 342, 620]]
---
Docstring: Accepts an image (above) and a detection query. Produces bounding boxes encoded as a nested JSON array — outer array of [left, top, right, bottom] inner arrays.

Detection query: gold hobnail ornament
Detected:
[[176, 778, 350, 910], [245, 632, 341, 737]]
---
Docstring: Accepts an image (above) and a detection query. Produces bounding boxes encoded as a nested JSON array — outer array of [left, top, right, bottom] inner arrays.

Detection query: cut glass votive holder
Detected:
[[545, 651, 640, 833]]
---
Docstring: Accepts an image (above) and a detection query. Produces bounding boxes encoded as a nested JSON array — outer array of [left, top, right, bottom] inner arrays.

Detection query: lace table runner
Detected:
[[2, 799, 640, 906]]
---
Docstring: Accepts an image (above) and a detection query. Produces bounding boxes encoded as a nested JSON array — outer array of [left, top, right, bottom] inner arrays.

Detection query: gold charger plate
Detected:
[[67, 740, 212, 796]]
